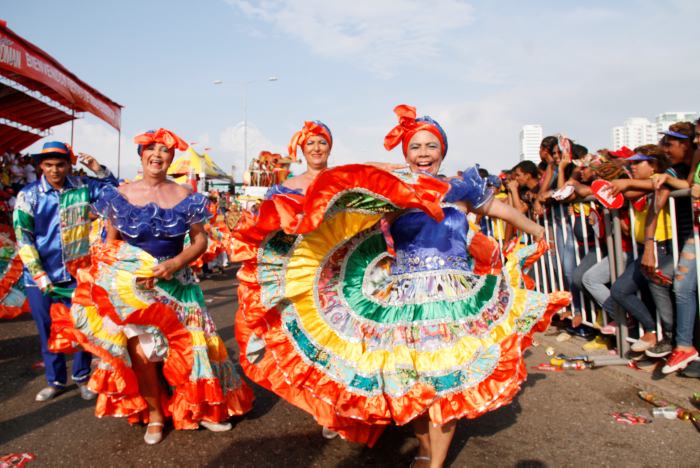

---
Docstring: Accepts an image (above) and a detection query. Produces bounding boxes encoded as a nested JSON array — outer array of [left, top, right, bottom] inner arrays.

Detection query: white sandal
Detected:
[[200, 420, 232, 432], [409, 456, 430, 468], [144, 422, 164, 445]]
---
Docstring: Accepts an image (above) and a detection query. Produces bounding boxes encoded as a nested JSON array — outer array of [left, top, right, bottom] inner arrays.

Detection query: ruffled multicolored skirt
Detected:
[[50, 241, 253, 429], [233, 165, 569, 445], [0, 233, 28, 319]]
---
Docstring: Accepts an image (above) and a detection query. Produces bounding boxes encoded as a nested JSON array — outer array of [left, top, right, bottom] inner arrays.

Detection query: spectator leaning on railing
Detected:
[[607, 144, 676, 353], [647, 121, 699, 373], [555, 153, 600, 328]]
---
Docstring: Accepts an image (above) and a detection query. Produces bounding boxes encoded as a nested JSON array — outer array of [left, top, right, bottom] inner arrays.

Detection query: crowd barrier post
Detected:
[[608, 207, 631, 356]]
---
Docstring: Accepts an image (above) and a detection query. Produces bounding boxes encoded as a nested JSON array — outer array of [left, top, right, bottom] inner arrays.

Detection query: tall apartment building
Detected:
[[656, 112, 698, 132], [611, 117, 656, 150], [612, 112, 698, 149], [520, 124, 542, 162]]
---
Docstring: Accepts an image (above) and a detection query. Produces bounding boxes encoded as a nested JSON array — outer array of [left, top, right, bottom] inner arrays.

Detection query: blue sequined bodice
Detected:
[[390, 206, 471, 274], [94, 186, 211, 259]]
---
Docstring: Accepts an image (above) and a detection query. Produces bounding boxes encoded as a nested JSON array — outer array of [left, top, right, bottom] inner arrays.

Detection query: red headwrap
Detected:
[[383, 104, 447, 157], [287, 121, 333, 161], [133, 128, 189, 154]]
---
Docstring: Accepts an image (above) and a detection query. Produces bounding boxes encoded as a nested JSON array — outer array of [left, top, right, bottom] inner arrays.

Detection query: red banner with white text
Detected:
[[0, 21, 122, 130]]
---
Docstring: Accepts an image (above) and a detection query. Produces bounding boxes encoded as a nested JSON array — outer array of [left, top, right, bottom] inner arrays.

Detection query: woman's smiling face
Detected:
[[301, 135, 331, 170], [141, 143, 174, 176], [405, 130, 443, 176]]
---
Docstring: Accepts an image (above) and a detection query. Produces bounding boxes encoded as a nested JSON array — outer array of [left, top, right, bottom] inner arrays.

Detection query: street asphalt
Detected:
[[1, 266, 698, 467]]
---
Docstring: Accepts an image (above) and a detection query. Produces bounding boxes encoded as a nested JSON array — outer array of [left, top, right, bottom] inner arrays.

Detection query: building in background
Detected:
[[520, 124, 542, 162], [656, 112, 698, 133], [612, 112, 698, 149], [611, 117, 656, 150]]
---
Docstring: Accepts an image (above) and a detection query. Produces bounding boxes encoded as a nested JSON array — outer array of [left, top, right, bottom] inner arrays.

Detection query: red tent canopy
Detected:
[[0, 20, 122, 153]]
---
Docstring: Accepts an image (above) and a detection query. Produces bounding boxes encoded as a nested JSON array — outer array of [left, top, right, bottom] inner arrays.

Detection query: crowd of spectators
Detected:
[[478, 119, 700, 378], [0, 151, 37, 227], [0, 151, 94, 228]]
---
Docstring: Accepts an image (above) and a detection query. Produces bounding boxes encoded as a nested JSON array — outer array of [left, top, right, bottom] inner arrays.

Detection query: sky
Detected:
[[4, 0, 700, 180]]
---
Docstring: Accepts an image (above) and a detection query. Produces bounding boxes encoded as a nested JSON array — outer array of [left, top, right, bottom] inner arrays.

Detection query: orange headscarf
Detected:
[[134, 128, 189, 155], [287, 120, 333, 161], [383, 104, 448, 157]]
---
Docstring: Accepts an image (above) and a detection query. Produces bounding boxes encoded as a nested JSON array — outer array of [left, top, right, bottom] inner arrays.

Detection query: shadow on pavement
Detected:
[[206, 432, 326, 467], [241, 383, 280, 421], [0, 333, 41, 404], [0, 387, 94, 445]]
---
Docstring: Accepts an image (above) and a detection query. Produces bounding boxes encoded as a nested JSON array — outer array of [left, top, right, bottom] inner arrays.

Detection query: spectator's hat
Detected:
[[659, 130, 689, 139], [659, 122, 694, 141], [608, 146, 634, 158], [32, 141, 76, 165], [626, 153, 657, 162]]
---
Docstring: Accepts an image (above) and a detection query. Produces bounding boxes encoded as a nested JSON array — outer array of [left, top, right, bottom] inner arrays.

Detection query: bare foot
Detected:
[[571, 315, 583, 328]]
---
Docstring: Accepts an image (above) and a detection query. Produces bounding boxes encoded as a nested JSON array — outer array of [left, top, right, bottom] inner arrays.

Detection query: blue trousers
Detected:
[[26, 285, 92, 388]]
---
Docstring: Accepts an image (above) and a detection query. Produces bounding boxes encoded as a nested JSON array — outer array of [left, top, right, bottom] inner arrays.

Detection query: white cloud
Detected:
[[218, 121, 284, 180], [229, 0, 474, 76]]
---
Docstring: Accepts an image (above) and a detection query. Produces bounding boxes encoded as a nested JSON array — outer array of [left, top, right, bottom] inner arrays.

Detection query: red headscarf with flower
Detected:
[[134, 128, 189, 155], [383, 104, 448, 157], [287, 120, 333, 161]]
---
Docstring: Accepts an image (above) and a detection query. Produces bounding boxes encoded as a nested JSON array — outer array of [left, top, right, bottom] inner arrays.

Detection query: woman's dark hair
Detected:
[[512, 160, 539, 178], [572, 144, 588, 159], [537, 161, 548, 172], [540, 136, 559, 154], [478, 168, 489, 179]]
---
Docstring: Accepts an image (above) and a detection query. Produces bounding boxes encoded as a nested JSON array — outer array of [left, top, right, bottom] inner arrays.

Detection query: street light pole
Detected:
[[243, 80, 248, 173], [213, 77, 278, 177]]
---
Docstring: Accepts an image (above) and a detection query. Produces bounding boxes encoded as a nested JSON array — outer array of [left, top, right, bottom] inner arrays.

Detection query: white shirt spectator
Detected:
[[10, 161, 24, 185], [23, 163, 37, 183]]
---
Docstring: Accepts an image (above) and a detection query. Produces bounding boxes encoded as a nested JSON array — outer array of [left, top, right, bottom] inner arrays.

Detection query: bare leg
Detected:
[[128, 337, 164, 435], [427, 420, 457, 468], [412, 415, 431, 466]]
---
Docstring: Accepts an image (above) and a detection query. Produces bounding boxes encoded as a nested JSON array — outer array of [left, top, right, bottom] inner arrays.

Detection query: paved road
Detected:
[[1, 267, 698, 467]]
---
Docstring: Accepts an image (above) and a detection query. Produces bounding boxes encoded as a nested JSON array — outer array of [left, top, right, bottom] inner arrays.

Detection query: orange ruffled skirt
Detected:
[[51, 240, 253, 429], [0, 232, 29, 319], [233, 165, 570, 445]]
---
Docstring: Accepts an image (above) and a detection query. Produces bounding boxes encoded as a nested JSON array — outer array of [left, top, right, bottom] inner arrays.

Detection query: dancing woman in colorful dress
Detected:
[[52, 129, 253, 444], [234, 107, 570, 467]]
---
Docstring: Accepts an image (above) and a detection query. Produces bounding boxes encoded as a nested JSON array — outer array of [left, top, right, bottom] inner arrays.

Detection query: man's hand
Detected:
[[40, 282, 54, 296], [78, 153, 103, 173], [506, 180, 519, 194]]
